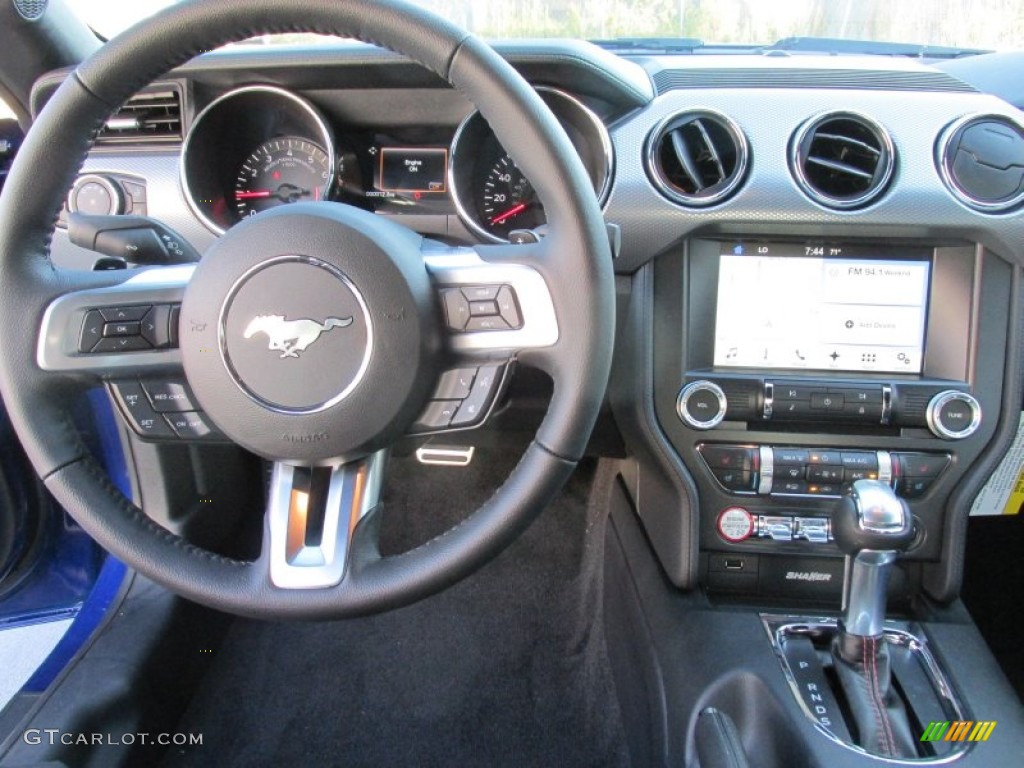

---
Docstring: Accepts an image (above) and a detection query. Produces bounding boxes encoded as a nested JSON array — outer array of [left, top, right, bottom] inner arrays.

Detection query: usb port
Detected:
[[723, 558, 745, 571]]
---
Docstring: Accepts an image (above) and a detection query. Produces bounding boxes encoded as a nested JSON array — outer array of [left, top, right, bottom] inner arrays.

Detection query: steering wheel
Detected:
[[0, 0, 613, 619]]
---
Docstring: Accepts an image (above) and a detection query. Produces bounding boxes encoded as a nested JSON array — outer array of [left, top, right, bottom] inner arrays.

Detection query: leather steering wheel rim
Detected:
[[0, 0, 614, 619]]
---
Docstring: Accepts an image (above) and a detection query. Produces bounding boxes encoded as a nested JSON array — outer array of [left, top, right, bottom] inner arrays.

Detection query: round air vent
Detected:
[[790, 112, 894, 209], [938, 114, 1024, 213], [645, 110, 749, 206]]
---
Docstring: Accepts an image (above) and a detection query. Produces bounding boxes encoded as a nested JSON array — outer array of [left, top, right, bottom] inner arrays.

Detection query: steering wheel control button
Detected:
[[93, 336, 151, 353], [110, 380, 175, 439], [413, 400, 459, 431], [442, 289, 471, 330], [465, 315, 510, 331], [99, 305, 151, 322], [717, 507, 755, 543], [103, 321, 140, 337], [435, 368, 476, 400], [79, 310, 105, 352], [220, 258, 371, 412], [140, 304, 173, 348], [142, 381, 197, 413], [926, 390, 982, 439], [165, 411, 220, 440], [676, 380, 727, 430], [451, 365, 501, 427], [469, 300, 498, 316], [442, 285, 523, 332], [495, 286, 522, 328]]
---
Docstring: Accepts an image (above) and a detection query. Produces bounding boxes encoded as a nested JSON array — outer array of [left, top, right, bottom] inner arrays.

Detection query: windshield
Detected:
[[65, 0, 1022, 51]]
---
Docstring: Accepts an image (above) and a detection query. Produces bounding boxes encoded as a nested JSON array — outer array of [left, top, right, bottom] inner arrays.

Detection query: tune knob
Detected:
[[68, 174, 125, 216], [926, 390, 981, 440], [676, 380, 727, 429]]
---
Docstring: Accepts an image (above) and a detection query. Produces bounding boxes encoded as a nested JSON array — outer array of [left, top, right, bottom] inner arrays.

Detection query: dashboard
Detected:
[[32, 40, 1024, 606]]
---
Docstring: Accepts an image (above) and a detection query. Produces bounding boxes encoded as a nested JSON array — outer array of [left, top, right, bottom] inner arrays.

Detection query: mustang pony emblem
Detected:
[[243, 314, 353, 359]]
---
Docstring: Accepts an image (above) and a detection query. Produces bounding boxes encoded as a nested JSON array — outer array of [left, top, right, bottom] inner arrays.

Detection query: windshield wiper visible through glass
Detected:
[[769, 37, 990, 59]]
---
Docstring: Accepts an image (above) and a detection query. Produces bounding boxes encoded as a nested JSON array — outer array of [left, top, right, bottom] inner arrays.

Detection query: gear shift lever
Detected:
[[830, 479, 917, 758], [833, 480, 915, 638]]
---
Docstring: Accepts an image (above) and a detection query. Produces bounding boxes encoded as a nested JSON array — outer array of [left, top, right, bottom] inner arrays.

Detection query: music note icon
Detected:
[[726, 347, 738, 359]]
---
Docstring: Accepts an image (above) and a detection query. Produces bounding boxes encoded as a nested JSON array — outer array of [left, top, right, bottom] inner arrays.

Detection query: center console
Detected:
[[647, 237, 1012, 603]]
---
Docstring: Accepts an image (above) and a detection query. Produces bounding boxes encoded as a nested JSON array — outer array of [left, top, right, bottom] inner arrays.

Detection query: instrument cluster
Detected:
[[180, 85, 613, 242]]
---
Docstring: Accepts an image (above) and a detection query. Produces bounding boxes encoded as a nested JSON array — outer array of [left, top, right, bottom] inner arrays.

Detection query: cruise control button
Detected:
[[99, 305, 151, 322], [102, 321, 140, 337], [164, 411, 218, 440], [79, 310, 105, 352], [110, 380, 175, 438], [451, 365, 501, 427], [140, 304, 172, 348], [412, 400, 460, 431], [141, 380, 197, 413], [434, 368, 476, 400], [93, 336, 151, 353], [442, 289, 471, 331], [496, 286, 522, 329]]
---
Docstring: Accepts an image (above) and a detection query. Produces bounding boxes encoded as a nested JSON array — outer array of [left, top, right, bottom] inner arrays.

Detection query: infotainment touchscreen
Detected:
[[713, 243, 931, 373]]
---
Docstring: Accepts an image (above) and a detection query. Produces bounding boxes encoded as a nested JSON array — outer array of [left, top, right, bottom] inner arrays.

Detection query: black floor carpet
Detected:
[[163, 445, 630, 767]]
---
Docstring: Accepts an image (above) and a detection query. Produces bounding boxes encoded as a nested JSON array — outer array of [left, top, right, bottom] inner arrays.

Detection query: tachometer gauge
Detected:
[[234, 137, 331, 218], [479, 155, 544, 238]]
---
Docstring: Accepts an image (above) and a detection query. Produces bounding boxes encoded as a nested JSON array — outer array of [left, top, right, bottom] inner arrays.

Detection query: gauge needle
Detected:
[[490, 202, 528, 225], [235, 190, 272, 199]]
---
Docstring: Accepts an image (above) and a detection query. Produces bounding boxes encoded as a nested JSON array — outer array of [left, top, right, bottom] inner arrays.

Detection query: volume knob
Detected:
[[677, 380, 727, 430], [926, 390, 981, 440]]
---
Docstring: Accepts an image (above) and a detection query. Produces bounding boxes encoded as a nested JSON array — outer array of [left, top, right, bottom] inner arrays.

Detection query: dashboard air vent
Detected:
[[96, 86, 183, 146], [790, 112, 894, 209], [938, 115, 1024, 213], [645, 110, 749, 206]]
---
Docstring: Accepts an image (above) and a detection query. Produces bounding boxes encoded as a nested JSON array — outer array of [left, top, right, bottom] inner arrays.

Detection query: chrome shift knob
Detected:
[[833, 480, 914, 638]]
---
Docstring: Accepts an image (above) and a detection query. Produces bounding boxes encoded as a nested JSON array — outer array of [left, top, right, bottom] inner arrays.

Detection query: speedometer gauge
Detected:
[[479, 156, 544, 238], [449, 87, 613, 243], [234, 137, 331, 218]]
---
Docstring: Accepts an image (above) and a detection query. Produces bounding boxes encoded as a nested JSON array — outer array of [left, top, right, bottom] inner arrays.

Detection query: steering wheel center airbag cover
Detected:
[[221, 257, 371, 412], [180, 202, 439, 462]]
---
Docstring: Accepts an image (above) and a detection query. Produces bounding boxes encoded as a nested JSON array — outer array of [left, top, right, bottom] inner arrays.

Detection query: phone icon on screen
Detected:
[[795, 349, 806, 361]]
